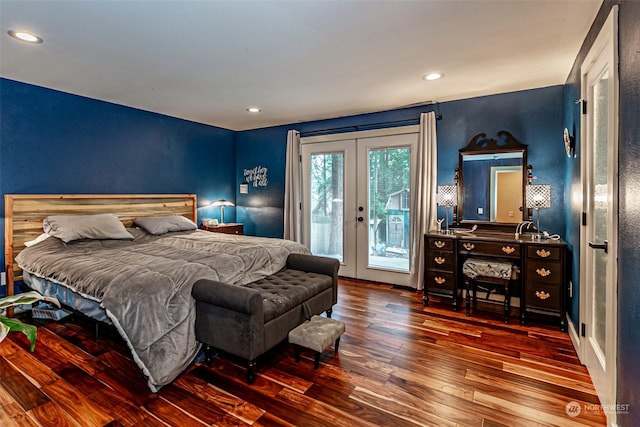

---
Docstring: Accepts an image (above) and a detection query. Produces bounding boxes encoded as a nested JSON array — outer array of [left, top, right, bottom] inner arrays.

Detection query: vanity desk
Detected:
[[423, 230, 567, 331]]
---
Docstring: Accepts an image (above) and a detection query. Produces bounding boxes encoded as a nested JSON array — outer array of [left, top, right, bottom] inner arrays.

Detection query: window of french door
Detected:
[[308, 150, 347, 263]]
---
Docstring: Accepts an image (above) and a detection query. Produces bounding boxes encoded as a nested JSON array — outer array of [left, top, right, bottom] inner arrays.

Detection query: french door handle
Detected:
[[589, 240, 608, 254], [357, 217, 364, 222]]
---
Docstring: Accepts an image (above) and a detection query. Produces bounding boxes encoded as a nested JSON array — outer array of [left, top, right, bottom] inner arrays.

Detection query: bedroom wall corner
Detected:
[[235, 126, 289, 237]]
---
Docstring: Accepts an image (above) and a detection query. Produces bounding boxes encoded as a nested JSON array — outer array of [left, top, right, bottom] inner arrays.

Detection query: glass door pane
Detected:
[[309, 152, 344, 262], [367, 147, 411, 272], [591, 72, 609, 355]]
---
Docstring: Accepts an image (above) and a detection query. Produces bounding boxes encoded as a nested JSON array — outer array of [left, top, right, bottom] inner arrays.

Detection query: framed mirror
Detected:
[[456, 131, 529, 227]]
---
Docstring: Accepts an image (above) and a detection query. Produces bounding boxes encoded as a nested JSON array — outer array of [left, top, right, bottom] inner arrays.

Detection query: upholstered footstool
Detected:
[[288, 315, 345, 369]]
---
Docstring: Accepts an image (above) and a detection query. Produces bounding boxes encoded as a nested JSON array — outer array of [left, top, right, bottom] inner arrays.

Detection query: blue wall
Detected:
[[0, 78, 236, 282], [236, 86, 565, 238], [617, 2, 640, 421], [617, 2, 640, 422], [1, 79, 563, 244]]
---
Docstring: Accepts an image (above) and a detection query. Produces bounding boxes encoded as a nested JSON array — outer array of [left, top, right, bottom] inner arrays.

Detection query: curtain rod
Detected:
[[299, 114, 442, 138]]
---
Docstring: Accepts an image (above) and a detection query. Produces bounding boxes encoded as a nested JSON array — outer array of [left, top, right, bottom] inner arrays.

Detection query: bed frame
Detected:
[[4, 194, 197, 301]]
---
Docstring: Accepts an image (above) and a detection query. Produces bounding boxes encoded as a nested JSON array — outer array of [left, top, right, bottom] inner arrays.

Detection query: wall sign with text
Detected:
[[243, 165, 268, 188]]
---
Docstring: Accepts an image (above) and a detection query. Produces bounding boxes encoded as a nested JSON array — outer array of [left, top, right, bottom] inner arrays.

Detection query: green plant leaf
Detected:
[[0, 291, 61, 309], [0, 316, 37, 351], [0, 322, 8, 343], [0, 291, 59, 352]]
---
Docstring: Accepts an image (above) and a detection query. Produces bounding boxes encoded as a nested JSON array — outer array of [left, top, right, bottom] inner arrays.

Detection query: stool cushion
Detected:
[[463, 258, 514, 279], [288, 315, 345, 353]]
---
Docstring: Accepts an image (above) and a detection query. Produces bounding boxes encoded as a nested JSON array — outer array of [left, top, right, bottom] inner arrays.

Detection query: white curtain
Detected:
[[283, 129, 302, 243], [410, 112, 438, 289]]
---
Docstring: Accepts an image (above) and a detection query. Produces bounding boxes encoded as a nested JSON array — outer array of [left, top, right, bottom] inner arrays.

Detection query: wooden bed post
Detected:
[[4, 195, 15, 316]]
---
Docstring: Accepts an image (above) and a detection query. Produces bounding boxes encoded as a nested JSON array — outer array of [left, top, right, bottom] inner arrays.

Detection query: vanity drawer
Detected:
[[427, 237, 453, 251], [526, 260, 562, 285], [425, 271, 456, 292], [427, 251, 454, 271], [527, 246, 562, 261], [524, 282, 562, 312], [457, 240, 521, 258]]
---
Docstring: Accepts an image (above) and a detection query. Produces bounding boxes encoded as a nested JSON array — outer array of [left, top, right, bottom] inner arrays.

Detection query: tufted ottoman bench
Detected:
[[288, 315, 345, 369], [192, 253, 340, 383]]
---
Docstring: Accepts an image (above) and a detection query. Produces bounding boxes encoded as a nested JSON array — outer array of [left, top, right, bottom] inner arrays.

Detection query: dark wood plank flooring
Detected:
[[0, 278, 606, 426]]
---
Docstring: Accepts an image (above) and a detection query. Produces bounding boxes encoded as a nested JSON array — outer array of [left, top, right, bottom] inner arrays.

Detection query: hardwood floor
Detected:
[[0, 278, 605, 427]]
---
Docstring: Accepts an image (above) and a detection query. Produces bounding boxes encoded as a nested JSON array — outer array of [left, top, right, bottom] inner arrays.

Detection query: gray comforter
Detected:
[[16, 228, 310, 391]]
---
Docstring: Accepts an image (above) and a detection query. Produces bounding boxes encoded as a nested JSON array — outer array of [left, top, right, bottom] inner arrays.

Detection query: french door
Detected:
[[301, 128, 418, 286], [580, 7, 618, 424]]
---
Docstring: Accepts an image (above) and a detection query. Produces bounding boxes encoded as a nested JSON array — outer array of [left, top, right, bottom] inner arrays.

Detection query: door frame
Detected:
[[578, 6, 618, 424], [301, 125, 419, 285]]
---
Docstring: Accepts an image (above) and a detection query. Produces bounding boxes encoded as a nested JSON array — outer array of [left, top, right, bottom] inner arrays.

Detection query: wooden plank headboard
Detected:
[[4, 194, 197, 297]]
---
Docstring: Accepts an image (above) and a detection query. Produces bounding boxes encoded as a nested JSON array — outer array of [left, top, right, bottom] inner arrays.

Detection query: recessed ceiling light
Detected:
[[246, 107, 261, 113], [423, 72, 443, 81], [7, 30, 43, 44]]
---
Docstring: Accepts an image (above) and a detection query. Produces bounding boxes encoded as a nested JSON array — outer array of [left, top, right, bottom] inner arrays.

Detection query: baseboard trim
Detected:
[[566, 313, 583, 363]]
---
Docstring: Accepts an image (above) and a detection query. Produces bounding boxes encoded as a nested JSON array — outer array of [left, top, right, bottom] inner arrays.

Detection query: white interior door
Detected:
[[580, 7, 618, 424], [301, 127, 418, 286]]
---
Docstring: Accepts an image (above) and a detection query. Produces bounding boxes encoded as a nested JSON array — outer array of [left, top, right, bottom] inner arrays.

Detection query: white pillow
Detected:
[[25, 233, 50, 247], [43, 214, 134, 243]]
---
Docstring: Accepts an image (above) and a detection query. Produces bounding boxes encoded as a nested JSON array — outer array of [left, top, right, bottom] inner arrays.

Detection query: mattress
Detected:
[[23, 271, 110, 324]]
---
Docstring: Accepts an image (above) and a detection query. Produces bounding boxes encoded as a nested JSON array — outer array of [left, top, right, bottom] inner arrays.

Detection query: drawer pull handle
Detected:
[[535, 290, 551, 300], [463, 243, 475, 251], [502, 246, 516, 254], [434, 257, 446, 265], [536, 268, 551, 277], [434, 277, 446, 284], [536, 249, 551, 258], [434, 241, 446, 248]]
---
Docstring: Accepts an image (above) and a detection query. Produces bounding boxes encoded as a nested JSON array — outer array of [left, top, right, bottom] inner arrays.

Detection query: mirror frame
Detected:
[[455, 130, 529, 229]]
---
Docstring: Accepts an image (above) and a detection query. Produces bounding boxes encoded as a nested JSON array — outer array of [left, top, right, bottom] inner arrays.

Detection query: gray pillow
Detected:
[[134, 215, 197, 235], [43, 214, 134, 243]]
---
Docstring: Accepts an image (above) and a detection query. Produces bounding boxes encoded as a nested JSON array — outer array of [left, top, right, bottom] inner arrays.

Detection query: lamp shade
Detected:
[[437, 185, 458, 207], [525, 185, 551, 209], [211, 199, 235, 207]]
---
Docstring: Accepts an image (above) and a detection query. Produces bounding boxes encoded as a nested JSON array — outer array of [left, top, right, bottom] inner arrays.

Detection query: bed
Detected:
[[3, 194, 311, 391]]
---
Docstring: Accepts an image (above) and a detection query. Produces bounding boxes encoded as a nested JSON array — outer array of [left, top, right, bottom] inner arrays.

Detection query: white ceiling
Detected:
[[0, 0, 602, 131]]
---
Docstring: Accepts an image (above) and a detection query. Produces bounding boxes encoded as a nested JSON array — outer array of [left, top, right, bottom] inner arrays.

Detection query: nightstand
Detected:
[[200, 223, 244, 235]]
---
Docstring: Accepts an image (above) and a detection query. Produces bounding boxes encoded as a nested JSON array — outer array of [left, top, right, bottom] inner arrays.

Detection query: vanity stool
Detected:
[[288, 315, 345, 369], [463, 258, 517, 324]]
